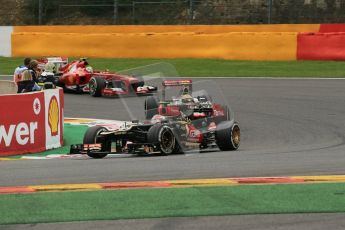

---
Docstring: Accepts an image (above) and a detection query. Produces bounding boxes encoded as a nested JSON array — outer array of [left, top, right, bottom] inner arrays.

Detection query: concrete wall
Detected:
[[0, 26, 13, 57]]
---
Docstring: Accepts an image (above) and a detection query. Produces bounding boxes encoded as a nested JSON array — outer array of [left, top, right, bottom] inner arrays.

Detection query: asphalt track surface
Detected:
[[2, 214, 345, 230], [1, 78, 345, 229]]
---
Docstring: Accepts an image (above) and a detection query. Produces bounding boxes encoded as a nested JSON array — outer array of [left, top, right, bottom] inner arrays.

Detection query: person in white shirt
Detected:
[[13, 57, 31, 84]]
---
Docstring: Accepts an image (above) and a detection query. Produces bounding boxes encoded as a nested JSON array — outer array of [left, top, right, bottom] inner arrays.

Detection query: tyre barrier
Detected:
[[0, 86, 64, 156]]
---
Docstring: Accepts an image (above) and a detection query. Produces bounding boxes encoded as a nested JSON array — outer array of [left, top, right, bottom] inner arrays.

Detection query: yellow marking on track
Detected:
[[0, 158, 23, 161], [3, 175, 345, 195], [291, 175, 345, 182], [64, 119, 96, 123], [167, 179, 237, 187], [29, 184, 102, 192]]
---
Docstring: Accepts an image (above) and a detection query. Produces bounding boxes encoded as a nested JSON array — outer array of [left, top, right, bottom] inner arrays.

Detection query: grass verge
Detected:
[[1, 183, 345, 224], [1, 57, 345, 77]]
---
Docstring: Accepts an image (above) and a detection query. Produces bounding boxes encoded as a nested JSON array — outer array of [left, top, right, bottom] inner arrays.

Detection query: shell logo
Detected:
[[48, 96, 59, 136]]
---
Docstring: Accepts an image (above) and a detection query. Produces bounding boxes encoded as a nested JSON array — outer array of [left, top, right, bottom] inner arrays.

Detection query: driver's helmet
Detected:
[[86, 66, 93, 73], [181, 94, 194, 104], [181, 86, 189, 95], [80, 58, 89, 65], [44, 62, 55, 73]]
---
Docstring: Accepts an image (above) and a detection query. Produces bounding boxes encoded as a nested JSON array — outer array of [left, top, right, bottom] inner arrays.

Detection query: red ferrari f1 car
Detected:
[[70, 79, 240, 158], [56, 58, 157, 97]]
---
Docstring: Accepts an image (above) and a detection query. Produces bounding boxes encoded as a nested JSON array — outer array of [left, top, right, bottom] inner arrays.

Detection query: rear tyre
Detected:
[[215, 121, 240, 151], [89, 77, 105, 97], [145, 96, 159, 120], [83, 126, 108, 158], [147, 124, 178, 155]]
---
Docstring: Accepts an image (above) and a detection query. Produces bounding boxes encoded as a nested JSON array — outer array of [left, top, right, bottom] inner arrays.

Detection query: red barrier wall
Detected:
[[297, 32, 345, 60], [0, 88, 64, 156], [319, 24, 345, 33]]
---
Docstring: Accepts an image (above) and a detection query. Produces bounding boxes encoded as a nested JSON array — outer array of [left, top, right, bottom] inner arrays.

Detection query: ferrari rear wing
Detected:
[[37, 57, 68, 65], [37, 57, 69, 73], [46, 57, 68, 64]]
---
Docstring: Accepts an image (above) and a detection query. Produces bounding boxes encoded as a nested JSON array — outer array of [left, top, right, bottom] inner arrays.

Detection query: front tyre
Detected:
[[83, 126, 108, 158], [215, 121, 240, 151], [147, 124, 178, 155], [89, 77, 105, 97]]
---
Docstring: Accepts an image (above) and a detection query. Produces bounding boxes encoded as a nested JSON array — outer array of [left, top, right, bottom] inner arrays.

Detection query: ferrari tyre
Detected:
[[56, 80, 67, 92], [89, 77, 105, 97], [132, 75, 145, 86], [147, 124, 178, 155], [215, 121, 240, 151], [145, 96, 159, 120], [83, 126, 108, 159]]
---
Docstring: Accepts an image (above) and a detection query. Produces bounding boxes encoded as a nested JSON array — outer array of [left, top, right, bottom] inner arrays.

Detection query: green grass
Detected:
[[1, 183, 345, 224], [1, 57, 345, 77], [7, 124, 88, 159]]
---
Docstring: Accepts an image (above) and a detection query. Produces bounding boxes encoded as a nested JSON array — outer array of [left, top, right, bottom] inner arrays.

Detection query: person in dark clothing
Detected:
[[28, 60, 41, 91], [17, 70, 35, 93]]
